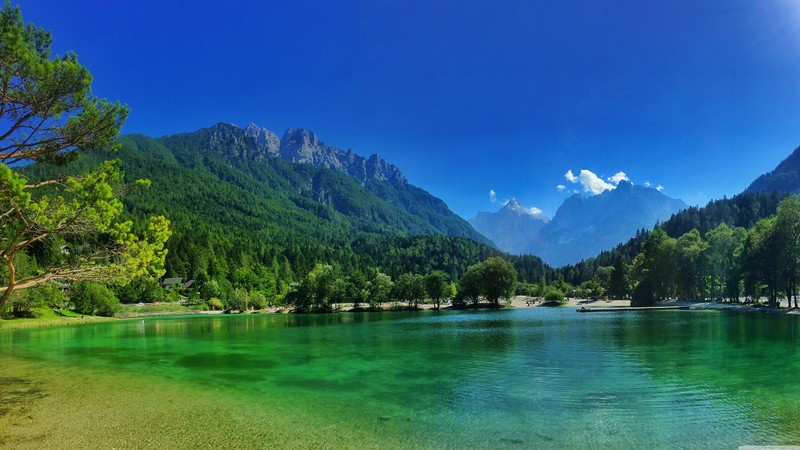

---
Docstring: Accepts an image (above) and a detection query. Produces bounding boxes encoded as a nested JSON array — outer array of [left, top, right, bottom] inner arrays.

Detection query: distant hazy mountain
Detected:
[[745, 145, 800, 194], [469, 199, 548, 255], [535, 181, 687, 266], [473, 182, 687, 267]]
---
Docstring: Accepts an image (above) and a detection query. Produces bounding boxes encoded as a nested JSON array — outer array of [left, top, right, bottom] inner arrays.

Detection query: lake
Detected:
[[1, 308, 799, 448]]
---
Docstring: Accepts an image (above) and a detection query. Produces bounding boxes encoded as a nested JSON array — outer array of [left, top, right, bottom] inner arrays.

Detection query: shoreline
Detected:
[[3, 296, 798, 331]]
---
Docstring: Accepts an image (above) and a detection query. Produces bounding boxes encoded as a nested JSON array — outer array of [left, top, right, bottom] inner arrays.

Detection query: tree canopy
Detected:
[[0, 2, 168, 304]]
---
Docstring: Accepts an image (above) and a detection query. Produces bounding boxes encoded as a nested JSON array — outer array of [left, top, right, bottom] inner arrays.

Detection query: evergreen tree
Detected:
[[0, 3, 168, 304]]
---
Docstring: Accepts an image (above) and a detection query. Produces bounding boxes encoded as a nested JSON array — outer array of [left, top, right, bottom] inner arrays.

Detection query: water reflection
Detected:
[[1, 309, 799, 447]]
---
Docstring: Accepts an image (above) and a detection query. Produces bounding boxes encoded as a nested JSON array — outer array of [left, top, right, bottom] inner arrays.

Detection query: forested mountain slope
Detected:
[[746, 145, 800, 195], [21, 125, 552, 291], [558, 189, 787, 285]]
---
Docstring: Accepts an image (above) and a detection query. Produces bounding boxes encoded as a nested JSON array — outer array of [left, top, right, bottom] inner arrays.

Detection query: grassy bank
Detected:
[[0, 308, 116, 331]]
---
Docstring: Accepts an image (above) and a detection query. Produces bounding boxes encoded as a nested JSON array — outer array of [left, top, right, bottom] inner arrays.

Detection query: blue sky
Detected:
[[20, 0, 800, 218]]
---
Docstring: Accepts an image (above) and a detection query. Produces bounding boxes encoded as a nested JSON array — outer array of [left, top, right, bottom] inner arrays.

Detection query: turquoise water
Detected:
[[1, 308, 799, 448]]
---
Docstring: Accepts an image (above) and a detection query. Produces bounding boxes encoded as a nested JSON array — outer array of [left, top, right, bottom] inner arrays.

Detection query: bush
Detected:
[[226, 288, 250, 312], [114, 277, 165, 304], [28, 282, 67, 309], [0, 300, 11, 319], [249, 291, 267, 310], [542, 289, 565, 306], [8, 291, 36, 318], [71, 282, 122, 316], [208, 298, 224, 310]]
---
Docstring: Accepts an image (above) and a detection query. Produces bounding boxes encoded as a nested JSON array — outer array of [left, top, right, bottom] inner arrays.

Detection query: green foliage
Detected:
[[70, 282, 121, 316], [631, 278, 655, 307], [623, 196, 800, 307], [558, 192, 785, 286], [114, 277, 165, 304], [457, 257, 519, 308], [393, 273, 426, 309], [424, 271, 451, 310], [609, 255, 628, 299], [368, 271, 393, 309], [8, 290, 36, 318], [208, 298, 224, 310], [0, 2, 171, 304], [226, 288, 251, 312], [542, 289, 565, 306], [249, 291, 267, 310], [457, 263, 483, 306], [199, 280, 222, 301], [27, 282, 67, 309]]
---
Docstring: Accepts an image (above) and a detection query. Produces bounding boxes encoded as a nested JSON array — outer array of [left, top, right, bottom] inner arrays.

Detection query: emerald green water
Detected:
[[1, 308, 800, 448]]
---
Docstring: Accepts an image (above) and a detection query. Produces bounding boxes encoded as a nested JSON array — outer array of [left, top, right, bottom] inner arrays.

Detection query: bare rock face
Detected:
[[279, 128, 345, 172], [207, 122, 407, 184], [207, 122, 278, 162], [278, 127, 407, 184], [243, 122, 281, 157]]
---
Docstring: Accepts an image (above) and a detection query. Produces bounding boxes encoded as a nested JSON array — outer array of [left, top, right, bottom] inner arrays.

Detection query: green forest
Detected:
[[2, 0, 800, 321]]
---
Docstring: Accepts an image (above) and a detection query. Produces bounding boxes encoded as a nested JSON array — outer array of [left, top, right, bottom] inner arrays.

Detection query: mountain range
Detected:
[[22, 122, 531, 286], [25, 119, 800, 285], [471, 181, 687, 267], [469, 199, 548, 257]]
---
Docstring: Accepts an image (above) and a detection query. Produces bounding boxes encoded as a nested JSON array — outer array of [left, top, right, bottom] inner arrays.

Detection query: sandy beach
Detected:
[[4, 295, 798, 332]]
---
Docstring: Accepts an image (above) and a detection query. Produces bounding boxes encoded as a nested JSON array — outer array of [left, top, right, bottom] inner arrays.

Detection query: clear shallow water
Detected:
[[1, 308, 799, 448]]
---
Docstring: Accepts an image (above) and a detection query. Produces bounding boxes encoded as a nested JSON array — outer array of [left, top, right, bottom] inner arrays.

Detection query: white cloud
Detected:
[[656, 185, 664, 192], [556, 184, 566, 191], [529, 207, 543, 215], [644, 181, 651, 188], [607, 171, 629, 185], [489, 189, 496, 202], [565, 169, 615, 195]]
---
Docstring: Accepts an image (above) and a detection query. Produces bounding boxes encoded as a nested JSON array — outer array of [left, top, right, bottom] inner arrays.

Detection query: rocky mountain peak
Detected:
[[243, 122, 281, 155], [500, 198, 549, 220], [278, 127, 406, 184], [204, 122, 407, 185], [207, 122, 278, 161]]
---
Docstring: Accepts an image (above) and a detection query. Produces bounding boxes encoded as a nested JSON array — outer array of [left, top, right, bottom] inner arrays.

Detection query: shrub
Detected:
[[114, 277, 165, 304], [71, 282, 122, 316], [542, 289, 565, 306], [226, 288, 250, 312], [249, 291, 267, 310], [208, 298, 224, 310], [9, 291, 36, 318], [28, 282, 68, 309]]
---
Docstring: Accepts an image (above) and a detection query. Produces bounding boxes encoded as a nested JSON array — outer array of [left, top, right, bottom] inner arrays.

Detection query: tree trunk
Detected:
[[0, 255, 16, 305]]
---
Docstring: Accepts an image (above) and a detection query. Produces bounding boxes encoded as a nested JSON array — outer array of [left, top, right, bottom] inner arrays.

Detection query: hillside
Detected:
[[20, 124, 549, 288], [557, 191, 788, 285], [746, 145, 800, 195]]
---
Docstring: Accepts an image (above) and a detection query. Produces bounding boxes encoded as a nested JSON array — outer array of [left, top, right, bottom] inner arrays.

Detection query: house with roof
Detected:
[[162, 277, 183, 290]]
